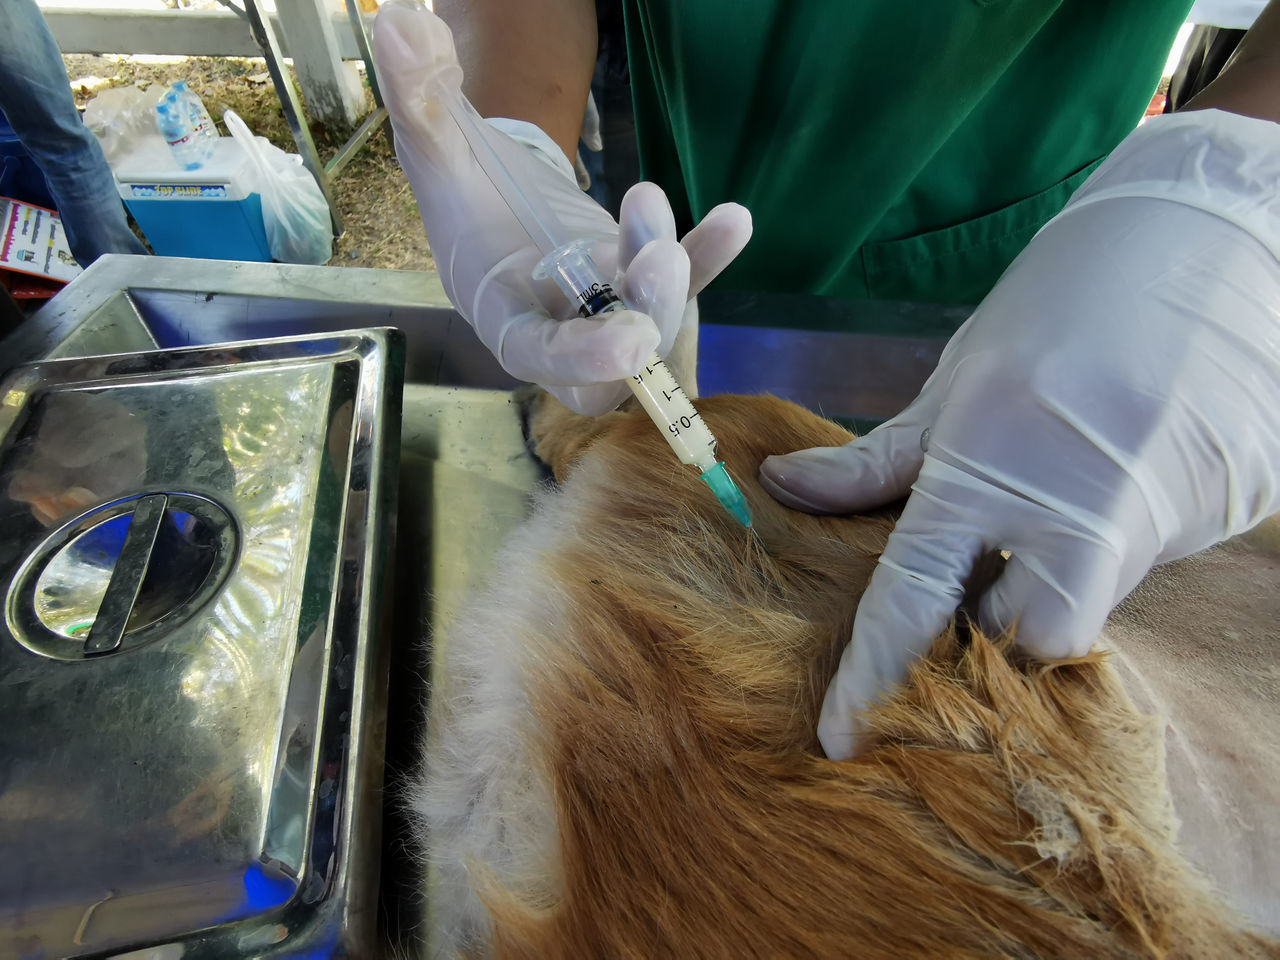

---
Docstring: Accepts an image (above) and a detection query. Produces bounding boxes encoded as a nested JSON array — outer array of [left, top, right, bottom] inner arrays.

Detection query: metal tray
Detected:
[[0, 329, 403, 958]]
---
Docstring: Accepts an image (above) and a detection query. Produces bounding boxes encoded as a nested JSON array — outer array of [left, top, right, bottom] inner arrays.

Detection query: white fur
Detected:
[[1102, 540, 1280, 936], [412, 479, 583, 957], [413, 309, 698, 957]]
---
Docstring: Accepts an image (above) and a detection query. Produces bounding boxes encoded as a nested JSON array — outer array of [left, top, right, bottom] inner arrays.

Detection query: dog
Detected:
[[413, 384, 1280, 959]]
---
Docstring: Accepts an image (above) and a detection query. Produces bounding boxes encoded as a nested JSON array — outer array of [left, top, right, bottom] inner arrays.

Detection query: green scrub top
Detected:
[[623, 1, 1194, 308]]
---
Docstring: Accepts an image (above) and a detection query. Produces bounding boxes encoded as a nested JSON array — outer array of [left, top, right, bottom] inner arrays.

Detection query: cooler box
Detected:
[[114, 138, 272, 261]]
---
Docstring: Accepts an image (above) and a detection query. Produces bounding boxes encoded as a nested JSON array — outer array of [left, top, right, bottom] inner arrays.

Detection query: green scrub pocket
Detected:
[[860, 158, 1103, 305]]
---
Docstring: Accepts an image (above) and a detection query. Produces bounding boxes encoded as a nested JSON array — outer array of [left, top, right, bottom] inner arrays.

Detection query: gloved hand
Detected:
[[372, 0, 751, 415], [759, 111, 1280, 761]]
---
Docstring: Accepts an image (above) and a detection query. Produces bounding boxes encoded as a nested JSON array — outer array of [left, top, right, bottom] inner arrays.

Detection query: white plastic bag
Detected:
[[224, 109, 333, 264], [83, 85, 166, 165]]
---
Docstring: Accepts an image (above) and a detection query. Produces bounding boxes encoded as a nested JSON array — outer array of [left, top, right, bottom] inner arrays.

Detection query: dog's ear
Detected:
[[522, 389, 631, 481]]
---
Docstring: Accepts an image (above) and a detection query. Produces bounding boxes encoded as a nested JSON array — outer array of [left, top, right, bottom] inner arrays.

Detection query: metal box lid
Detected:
[[0, 330, 402, 958]]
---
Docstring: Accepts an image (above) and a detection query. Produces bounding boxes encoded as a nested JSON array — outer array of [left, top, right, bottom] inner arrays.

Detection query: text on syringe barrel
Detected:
[[627, 354, 717, 468]]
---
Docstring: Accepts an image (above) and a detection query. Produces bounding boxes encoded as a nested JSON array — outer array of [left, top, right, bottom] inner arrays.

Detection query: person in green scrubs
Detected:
[[624, 3, 1190, 303], [374, 0, 1280, 759], [441, 1, 1195, 304]]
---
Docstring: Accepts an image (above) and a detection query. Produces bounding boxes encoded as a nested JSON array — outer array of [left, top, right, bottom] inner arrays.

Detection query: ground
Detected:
[[65, 52, 434, 273]]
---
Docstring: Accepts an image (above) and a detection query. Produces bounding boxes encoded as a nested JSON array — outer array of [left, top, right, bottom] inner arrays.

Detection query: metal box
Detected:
[[0, 329, 403, 958]]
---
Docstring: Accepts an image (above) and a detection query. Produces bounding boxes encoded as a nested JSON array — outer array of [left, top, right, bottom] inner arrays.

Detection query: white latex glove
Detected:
[[372, 0, 751, 415], [759, 110, 1280, 760]]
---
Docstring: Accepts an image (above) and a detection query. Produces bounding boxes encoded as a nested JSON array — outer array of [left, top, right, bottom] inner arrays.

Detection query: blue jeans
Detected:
[[0, 0, 147, 265]]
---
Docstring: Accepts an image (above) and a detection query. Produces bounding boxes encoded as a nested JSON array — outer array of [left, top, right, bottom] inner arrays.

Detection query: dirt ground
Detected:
[[65, 52, 435, 273]]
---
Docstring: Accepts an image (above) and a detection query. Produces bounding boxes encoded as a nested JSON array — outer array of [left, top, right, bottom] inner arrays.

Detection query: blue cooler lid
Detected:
[[113, 138, 259, 202]]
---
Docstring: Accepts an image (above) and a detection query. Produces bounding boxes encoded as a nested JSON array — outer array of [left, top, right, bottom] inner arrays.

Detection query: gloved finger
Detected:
[[581, 91, 603, 152], [499, 309, 661, 389], [817, 492, 988, 760], [547, 380, 635, 418], [977, 544, 1121, 661], [372, 1, 470, 171], [618, 238, 692, 360], [758, 409, 931, 514], [537, 241, 689, 415], [682, 202, 753, 298], [617, 183, 678, 271]]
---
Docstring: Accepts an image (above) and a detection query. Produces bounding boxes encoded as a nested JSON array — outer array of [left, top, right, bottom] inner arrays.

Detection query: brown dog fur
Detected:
[[421, 391, 1278, 959]]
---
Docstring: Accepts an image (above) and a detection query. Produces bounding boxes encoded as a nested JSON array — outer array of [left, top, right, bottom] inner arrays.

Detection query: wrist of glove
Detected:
[[757, 109, 1280, 760], [373, 0, 751, 415]]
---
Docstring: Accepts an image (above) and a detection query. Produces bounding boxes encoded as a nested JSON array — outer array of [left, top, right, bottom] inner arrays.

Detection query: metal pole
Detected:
[[343, 0, 383, 108], [240, 0, 344, 236], [326, 106, 388, 178], [327, 0, 390, 178]]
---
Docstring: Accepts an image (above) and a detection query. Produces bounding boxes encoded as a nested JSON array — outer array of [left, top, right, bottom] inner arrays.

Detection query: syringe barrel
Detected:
[[626, 354, 718, 470], [534, 237, 622, 317], [534, 240, 719, 472]]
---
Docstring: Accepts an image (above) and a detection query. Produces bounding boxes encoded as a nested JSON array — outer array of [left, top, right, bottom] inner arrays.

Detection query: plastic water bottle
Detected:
[[155, 84, 216, 170], [172, 81, 218, 145]]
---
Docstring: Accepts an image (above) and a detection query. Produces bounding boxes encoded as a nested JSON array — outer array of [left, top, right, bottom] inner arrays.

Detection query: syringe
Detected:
[[438, 88, 753, 529]]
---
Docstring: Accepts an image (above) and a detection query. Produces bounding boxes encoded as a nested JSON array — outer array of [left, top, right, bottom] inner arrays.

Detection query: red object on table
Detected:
[[0, 267, 65, 300]]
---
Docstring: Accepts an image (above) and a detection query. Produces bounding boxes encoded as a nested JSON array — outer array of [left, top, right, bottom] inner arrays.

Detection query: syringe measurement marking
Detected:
[[632, 363, 710, 440]]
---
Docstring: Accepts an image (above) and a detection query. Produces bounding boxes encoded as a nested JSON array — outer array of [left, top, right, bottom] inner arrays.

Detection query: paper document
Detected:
[[0, 196, 81, 284]]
